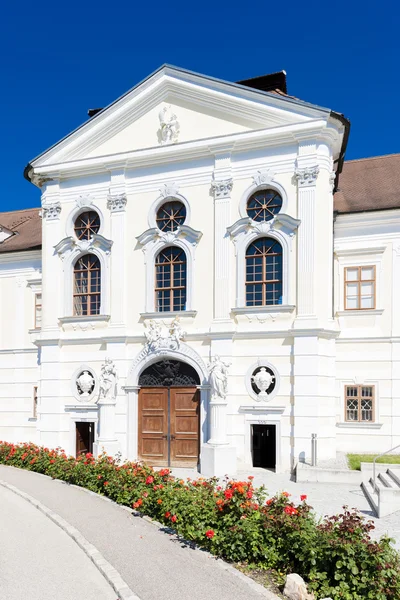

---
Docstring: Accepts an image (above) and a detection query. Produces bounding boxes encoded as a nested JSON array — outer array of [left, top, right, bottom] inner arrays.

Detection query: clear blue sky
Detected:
[[1, 0, 398, 211]]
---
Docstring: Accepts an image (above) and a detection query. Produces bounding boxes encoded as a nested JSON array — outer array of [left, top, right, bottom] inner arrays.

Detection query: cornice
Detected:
[[31, 119, 331, 182]]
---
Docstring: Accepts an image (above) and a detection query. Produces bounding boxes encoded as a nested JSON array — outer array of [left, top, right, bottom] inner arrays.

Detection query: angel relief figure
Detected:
[[98, 358, 118, 403], [158, 105, 179, 144], [144, 320, 162, 349]]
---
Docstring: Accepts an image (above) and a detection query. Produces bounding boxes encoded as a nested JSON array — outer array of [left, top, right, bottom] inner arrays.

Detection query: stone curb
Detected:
[[0, 478, 141, 600], [0, 466, 281, 600]]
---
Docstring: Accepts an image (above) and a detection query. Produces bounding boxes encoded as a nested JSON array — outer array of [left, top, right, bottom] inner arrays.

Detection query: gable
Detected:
[[29, 65, 334, 173]]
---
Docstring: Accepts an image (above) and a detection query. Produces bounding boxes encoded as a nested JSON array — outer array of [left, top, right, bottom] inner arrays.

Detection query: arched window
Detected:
[[246, 189, 282, 222], [73, 254, 101, 316], [155, 247, 187, 312], [245, 238, 283, 306], [156, 200, 186, 232]]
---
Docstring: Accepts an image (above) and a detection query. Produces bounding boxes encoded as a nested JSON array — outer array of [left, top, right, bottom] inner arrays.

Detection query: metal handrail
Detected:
[[372, 444, 400, 492]]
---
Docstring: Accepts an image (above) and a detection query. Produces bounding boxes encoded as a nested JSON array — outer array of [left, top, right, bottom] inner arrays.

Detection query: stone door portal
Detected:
[[138, 360, 200, 468]]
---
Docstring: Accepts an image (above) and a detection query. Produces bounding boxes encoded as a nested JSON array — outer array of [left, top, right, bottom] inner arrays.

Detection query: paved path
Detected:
[[0, 484, 116, 600], [0, 466, 275, 600]]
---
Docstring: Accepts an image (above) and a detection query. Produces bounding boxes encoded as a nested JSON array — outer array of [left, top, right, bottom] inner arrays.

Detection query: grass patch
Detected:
[[347, 453, 400, 471]]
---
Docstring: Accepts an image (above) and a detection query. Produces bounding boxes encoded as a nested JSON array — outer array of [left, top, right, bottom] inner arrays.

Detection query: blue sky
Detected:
[[1, 0, 398, 211]]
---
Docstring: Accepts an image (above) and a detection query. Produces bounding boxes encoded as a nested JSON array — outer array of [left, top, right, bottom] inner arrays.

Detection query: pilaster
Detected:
[[41, 180, 62, 329], [211, 154, 233, 322], [107, 168, 127, 328]]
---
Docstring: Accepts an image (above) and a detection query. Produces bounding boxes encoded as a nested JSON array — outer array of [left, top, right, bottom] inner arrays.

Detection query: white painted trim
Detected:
[[68, 414, 98, 457], [242, 412, 282, 472]]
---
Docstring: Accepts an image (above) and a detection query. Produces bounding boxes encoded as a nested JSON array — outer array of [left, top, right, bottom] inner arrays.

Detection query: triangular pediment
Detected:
[[30, 65, 332, 170]]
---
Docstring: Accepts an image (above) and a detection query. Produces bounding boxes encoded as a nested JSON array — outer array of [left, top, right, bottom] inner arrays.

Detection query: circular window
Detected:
[[156, 201, 186, 232], [74, 211, 101, 240], [246, 189, 283, 222]]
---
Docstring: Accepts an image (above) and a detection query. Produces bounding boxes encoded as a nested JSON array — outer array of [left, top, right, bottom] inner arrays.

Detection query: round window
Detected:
[[74, 211, 100, 240], [156, 201, 186, 232], [246, 189, 282, 222]]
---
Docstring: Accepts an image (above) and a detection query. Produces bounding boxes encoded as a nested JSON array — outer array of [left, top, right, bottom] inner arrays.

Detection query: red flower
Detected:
[[300, 494, 307, 501], [97, 475, 103, 479], [266, 499, 273, 506], [246, 491, 253, 499], [284, 506, 298, 515], [146, 476, 154, 485], [282, 491, 290, 498], [248, 475, 254, 480], [224, 489, 233, 500], [205, 529, 215, 539], [171, 515, 177, 523], [133, 502, 140, 509], [157, 499, 163, 504], [165, 512, 171, 518], [104, 481, 109, 486], [50, 460, 55, 464]]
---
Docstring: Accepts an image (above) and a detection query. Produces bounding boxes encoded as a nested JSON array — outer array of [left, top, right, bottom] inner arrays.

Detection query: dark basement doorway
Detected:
[[252, 424, 276, 470], [75, 422, 94, 456]]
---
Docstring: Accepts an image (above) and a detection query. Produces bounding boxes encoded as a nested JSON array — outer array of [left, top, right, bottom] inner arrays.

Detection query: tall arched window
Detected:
[[155, 247, 187, 312], [245, 237, 283, 306], [73, 254, 101, 316]]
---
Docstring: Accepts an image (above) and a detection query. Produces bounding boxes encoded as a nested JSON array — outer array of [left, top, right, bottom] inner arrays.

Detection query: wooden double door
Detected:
[[138, 387, 200, 467]]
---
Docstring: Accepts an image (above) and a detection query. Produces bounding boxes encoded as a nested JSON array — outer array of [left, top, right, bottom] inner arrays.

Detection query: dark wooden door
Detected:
[[170, 388, 199, 467], [252, 424, 276, 469], [138, 388, 168, 466], [76, 422, 94, 456], [138, 387, 199, 467]]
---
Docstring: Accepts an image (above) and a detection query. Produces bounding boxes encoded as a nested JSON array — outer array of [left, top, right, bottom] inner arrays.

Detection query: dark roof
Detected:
[[0, 208, 41, 253], [334, 153, 400, 214], [237, 71, 288, 94]]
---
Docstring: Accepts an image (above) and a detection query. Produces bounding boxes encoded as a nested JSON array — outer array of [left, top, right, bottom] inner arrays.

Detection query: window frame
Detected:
[[344, 384, 375, 423], [344, 265, 376, 311], [73, 254, 102, 317], [33, 386, 38, 419], [73, 210, 101, 241], [34, 292, 42, 329], [154, 246, 187, 312], [245, 237, 283, 307], [246, 188, 283, 223]]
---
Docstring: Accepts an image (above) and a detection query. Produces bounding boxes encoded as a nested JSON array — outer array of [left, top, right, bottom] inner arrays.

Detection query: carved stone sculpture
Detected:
[[158, 105, 179, 144], [169, 317, 186, 348], [251, 367, 275, 401], [144, 320, 162, 350], [76, 370, 95, 398], [208, 355, 230, 401], [98, 358, 118, 404]]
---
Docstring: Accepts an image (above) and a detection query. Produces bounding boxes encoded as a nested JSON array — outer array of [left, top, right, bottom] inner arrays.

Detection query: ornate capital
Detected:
[[294, 166, 319, 187], [107, 193, 127, 212], [252, 169, 276, 187], [42, 201, 61, 220], [159, 182, 180, 198], [211, 178, 233, 199], [329, 171, 336, 191]]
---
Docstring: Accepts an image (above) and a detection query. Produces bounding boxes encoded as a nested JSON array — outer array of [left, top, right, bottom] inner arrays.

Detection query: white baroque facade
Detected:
[[1, 65, 399, 475]]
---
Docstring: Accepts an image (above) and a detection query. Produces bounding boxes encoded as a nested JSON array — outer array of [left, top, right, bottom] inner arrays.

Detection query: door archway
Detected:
[[138, 360, 200, 468]]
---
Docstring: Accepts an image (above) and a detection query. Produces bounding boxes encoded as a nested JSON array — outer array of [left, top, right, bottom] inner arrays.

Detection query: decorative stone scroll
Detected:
[[211, 178, 233, 199]]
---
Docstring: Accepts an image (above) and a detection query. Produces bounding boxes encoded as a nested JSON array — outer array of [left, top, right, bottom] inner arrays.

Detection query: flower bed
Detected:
[[1, 442, 399, 600]]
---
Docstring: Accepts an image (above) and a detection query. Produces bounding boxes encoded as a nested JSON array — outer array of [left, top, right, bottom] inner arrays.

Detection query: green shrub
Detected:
[[1, 441, 399, 599]]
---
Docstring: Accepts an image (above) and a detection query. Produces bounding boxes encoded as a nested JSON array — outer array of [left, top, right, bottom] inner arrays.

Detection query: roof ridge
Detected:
[[345, 152, 400, 163], [0, 207, 40, 216]]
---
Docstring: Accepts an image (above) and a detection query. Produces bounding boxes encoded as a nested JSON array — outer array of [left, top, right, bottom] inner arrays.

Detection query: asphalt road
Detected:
[[0, 484, 116, 600]]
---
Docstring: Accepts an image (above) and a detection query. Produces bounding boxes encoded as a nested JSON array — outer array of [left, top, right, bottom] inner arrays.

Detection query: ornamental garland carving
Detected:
[[159, 182, 180, 198], [294, 166, 320, 187], [227, 214, 300, 247], [211, 178, 233, 199], [42, 201, 62, 220], [107, 193, 127, 212], [252, 169, 276, 187], [136, 224, 202, 252], [144, 318, 186, 352]]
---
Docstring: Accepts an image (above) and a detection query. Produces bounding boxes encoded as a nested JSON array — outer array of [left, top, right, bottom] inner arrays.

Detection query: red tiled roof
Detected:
[[334, 153, 400, 213], [0, 208, 41, 254]]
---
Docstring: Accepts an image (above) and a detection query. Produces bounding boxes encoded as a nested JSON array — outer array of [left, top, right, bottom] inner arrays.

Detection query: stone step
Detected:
[[387, 468, 400, 489], [361, 480, 378, 516], [378, 472, 393, 488]]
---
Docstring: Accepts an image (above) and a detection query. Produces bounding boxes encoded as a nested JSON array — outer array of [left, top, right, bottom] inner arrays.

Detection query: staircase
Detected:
[[361, 466, 400, 517]]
